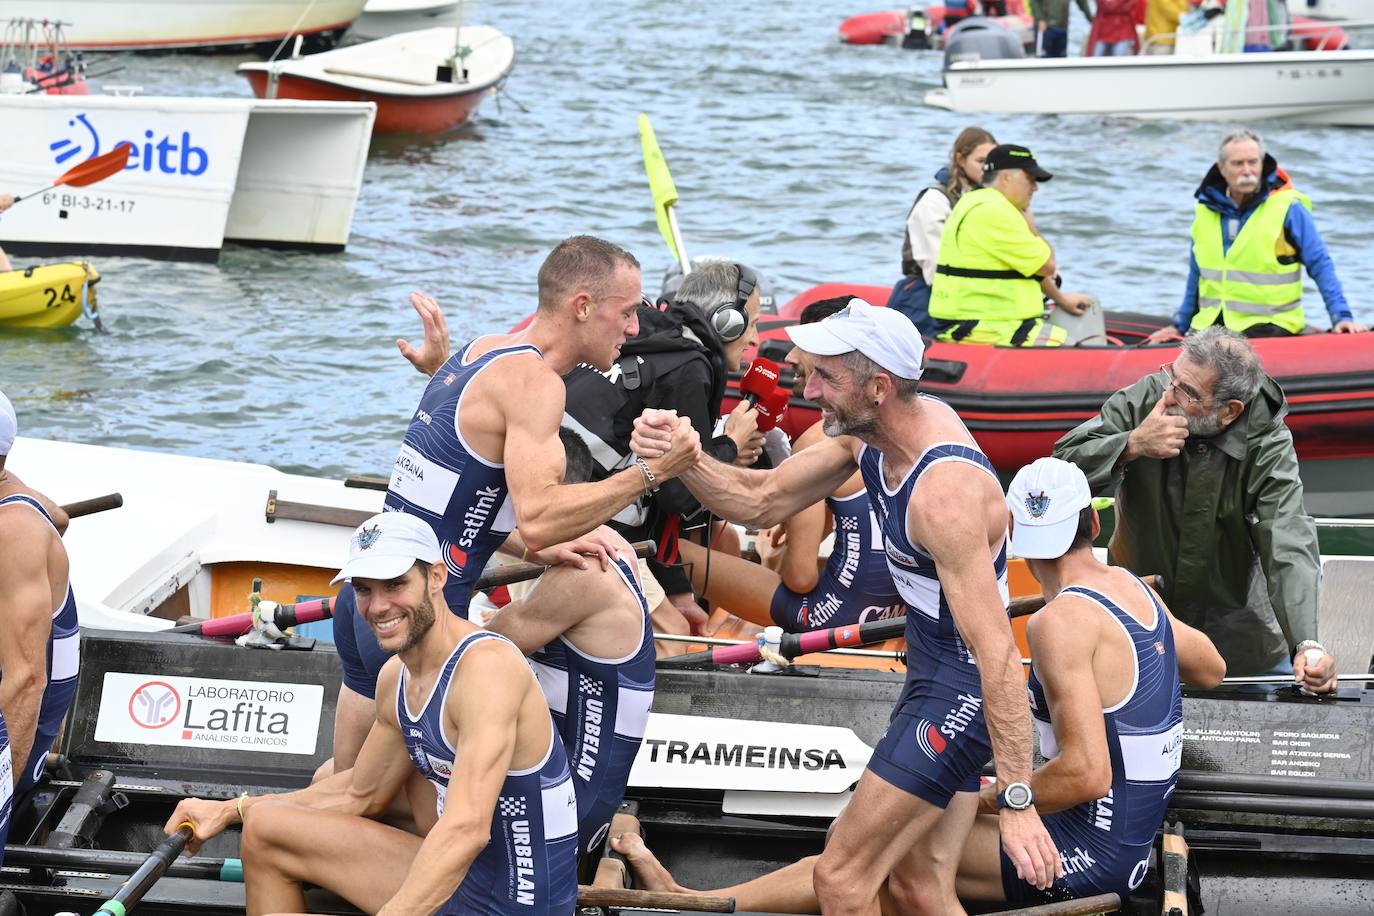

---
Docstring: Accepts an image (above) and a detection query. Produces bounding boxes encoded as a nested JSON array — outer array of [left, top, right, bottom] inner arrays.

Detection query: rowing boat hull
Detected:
[[240, 68, 494, 133]]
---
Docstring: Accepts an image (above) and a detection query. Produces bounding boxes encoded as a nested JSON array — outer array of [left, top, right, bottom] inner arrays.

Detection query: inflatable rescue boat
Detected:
[[724, 283, 1374, 518]]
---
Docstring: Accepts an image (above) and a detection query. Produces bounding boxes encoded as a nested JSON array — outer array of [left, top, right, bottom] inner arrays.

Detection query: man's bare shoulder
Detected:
[[1027, 591, 1103, 646], [0, 503, 52, 566]]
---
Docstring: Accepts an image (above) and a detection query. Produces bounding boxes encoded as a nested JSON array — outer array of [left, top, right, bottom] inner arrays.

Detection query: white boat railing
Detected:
[[1141, 16, 1374, 54]]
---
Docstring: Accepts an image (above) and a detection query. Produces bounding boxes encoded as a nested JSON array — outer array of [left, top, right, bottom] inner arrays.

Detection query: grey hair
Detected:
[[1181, 327, 1264, 405], [841, 351, 920, 401], [1218, 129, 1265, 165], [673, 259, 742, 317]]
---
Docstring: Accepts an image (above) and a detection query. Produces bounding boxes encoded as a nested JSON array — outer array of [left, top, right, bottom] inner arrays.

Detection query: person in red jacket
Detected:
[[1085, 0, 1142, 55]]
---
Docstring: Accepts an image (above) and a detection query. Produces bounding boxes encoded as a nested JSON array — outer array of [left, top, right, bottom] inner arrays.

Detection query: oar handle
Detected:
[[60, 492, 124, 519], [577, 884, 734, 913], [93, 822, 195, 914], [166, 597, 333, 636], [992, 892, 1120, 915]]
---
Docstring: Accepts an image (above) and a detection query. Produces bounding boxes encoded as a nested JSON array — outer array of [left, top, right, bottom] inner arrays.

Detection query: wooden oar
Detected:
[[990, 893, 1120, 915], [578, 884, 734, 913], [14, 143, 133, 204], [171, 541, 656, 637], [60, 492, 123, 519], [658, 576, 1160, 669], [91, 822, 195, 915]]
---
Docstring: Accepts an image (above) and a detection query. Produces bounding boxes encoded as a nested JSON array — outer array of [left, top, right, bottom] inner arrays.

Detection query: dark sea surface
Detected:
[[4, 1, 1371, 478]]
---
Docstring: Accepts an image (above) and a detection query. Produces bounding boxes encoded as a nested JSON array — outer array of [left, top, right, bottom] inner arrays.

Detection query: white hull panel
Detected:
[[6, 0, 366, 50], [928, 50, 1374, 126], [0, 95, 374, 260], [349, 0, 464, 42], [1287, 0, 1366, 20]]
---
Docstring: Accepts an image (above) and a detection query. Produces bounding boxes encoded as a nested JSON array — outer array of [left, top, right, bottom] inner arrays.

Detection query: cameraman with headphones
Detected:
[[562, 259, 764, 644]]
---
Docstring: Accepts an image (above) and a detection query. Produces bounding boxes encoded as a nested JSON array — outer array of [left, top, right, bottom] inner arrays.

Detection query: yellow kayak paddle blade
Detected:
[[637, 113, 681, 264]]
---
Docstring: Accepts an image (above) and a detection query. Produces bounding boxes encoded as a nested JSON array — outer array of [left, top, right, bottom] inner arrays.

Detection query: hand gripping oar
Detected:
[[91, 821, 195, 916], [659, 575, 1161, 669], [13, 143, 133, 204], [169, 541, 656, 637], [60, 492, 123, 520], [577, 885, 734, 913]]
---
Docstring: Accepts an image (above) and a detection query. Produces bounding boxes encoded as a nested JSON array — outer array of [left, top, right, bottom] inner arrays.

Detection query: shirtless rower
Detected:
[[486, 429, 655, 867], [632, 301, 1059, 914], [167, 512, 580, 915], [676, 297, 900, 631], [611, 457, 1226, 912], [0, 390, 81, 820], [327, 236, 700, 771]]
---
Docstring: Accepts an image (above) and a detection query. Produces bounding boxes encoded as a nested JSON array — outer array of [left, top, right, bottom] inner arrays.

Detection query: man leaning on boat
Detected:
[[1054, 327, 1338, 691], [1147, 129, 1368, 344]]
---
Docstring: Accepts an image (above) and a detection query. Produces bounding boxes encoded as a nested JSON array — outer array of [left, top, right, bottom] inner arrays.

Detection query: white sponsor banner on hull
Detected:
[[94, 672, 323, 755], [628, 713, 872, 795], [0, 96, 250, 255]]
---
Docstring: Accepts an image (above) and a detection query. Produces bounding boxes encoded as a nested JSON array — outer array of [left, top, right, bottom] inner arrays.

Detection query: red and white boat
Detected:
[[839, 4, 1033, 50], [238, 24, 514, 134], [724, 283, 1374, 518]]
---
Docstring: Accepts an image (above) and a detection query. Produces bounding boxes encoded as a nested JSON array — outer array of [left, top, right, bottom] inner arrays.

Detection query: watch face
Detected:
[[1006, 783, 1032, 809]]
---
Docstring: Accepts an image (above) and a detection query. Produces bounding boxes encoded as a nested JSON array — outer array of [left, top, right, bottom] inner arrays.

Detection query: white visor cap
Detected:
[[1006, 457, 1093, 560], [332, 511, 442, 585], [784, 299, 925, 382]]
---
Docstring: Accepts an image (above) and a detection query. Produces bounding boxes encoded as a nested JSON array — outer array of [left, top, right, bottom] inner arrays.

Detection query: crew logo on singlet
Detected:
[[857, 603, 903, 624], [576, 674, 606, 783], [941, 693, 982, 741], [801, 592, 844, 629], [461, 486, 501, 548], [884, 541, 917, 567], [390, 443, 459, 515], [509, 815, 537, 906], [916, 719, 948, 761]]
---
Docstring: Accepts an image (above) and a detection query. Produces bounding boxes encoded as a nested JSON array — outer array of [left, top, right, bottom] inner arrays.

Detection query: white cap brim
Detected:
[[784, 321, 856, 357], [330, 553, 417, 586], [1009, 516, 1078, 560]]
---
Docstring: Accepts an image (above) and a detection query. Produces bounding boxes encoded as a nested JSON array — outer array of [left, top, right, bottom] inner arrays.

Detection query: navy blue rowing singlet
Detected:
[[529, 557, 655, 857], [398, 630, 578, 914], [0, 494, 80, 793], [385, 337, 541, 614]]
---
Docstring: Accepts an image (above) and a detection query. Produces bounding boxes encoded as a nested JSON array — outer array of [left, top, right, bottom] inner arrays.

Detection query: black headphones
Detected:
[[708, 263, 757, 343]]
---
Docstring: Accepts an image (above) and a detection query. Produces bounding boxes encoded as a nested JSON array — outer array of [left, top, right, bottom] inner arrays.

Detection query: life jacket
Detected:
[[928, 188, 1066, 347], [900, 181, 957, 277], [1190, 187, 1309, 335]]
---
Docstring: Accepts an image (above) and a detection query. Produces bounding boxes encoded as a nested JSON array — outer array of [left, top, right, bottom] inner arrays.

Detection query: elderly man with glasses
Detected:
[[1053, 327, 1336, 693]]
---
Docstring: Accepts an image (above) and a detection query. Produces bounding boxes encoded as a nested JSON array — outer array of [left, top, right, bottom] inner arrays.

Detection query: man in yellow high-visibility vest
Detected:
[[929, 144, 1095, 347], [1148, 130, 1368, 343]]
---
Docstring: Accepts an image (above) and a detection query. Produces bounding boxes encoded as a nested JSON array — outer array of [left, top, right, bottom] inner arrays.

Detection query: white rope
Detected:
[[267, 0, 321, 62]]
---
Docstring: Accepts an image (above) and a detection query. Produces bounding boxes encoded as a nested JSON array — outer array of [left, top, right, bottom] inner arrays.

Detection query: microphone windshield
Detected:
[[739, 357, 780, 403], [756, 386, 791, 432]]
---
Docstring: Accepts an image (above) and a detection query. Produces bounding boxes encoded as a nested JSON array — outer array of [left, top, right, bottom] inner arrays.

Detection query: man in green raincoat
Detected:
[[1053, 327, 1337, 691]]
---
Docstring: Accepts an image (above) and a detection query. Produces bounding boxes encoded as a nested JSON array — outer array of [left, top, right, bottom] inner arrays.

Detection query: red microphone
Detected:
[[739, 357, 780, 407], [756, 387, 791, 432]]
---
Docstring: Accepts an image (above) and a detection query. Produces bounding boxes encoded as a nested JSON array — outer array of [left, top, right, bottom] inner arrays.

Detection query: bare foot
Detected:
[[610, 832, 690, 895]]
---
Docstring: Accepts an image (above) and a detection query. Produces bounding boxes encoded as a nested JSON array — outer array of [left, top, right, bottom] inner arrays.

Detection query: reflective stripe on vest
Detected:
[[929, 188, 1045, 333], [1190, 189, 1309, 334]]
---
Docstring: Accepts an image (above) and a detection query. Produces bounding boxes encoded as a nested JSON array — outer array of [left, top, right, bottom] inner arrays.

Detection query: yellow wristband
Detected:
[[236, 791, 248, 822]]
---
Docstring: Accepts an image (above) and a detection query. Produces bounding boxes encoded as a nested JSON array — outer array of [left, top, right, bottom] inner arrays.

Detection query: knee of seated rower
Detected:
[[240, 800, 302, 863], [813, 848, 875, 910], [885, 867, 950, 916]]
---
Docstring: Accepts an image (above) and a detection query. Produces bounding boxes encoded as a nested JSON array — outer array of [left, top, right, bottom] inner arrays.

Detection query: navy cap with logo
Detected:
[[982, 144, 1053, 182]]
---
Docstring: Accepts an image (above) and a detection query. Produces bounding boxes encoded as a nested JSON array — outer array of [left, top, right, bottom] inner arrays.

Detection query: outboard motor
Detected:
[[942, 17, 1024, 67]]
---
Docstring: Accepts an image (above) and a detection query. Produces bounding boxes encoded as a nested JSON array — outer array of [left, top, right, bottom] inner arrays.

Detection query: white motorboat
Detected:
[[925, 48, 1374, 125], [348, 0, 465, 42], [1288, 0, 1366, 21], [0, 93, 375, 262], [3, 0, 366, 50], [238, 25, 514, 134]]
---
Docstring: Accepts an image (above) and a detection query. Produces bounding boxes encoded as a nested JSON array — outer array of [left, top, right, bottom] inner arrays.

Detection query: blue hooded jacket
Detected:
[[1172, 153, 1351, 332]]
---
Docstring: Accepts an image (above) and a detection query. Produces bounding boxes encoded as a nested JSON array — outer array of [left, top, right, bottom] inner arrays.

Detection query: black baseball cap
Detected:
[[982, 144, 1053, 181]]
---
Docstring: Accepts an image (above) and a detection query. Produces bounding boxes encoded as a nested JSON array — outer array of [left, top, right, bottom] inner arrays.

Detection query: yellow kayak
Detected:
[[0, 262, 102, 329]]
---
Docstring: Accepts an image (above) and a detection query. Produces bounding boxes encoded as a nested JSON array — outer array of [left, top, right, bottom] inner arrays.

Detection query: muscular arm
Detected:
[[673, 435, 857, 529], [486, 563, 618, 653], [1165, 610, 1226, 688], [915, 467, 1032, 787], [379, 643, 531, 914], [1022, 604, 1112, 814], [0, 516, 54, 775], [775, 423, 837, 593], [503, 365, 686, 552], [331, 685, 377, 772]]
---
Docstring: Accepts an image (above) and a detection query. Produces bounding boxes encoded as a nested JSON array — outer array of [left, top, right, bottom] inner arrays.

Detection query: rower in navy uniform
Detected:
[[631, 301, 1060, 913], [486, 430, 655, 870], [0, 391, 81, 843], [327, 236, 700, 772], [957, 457, 1225, 905], [167, 513, 580, 915]]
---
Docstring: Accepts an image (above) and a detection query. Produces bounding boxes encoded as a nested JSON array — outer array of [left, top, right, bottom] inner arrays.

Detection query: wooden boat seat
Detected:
[[1319, 559, 1374, 676], [323, 62, 441, 87]]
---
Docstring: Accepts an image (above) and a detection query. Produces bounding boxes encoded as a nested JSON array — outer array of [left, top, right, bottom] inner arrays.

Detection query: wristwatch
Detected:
[[996, 782, 1035, 811]]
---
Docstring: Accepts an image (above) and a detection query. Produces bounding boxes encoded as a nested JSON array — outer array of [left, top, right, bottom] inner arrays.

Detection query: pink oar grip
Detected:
[[286, 598, 332, 626], [708, 641, 766, 666], [198, 614, 253, 637]]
